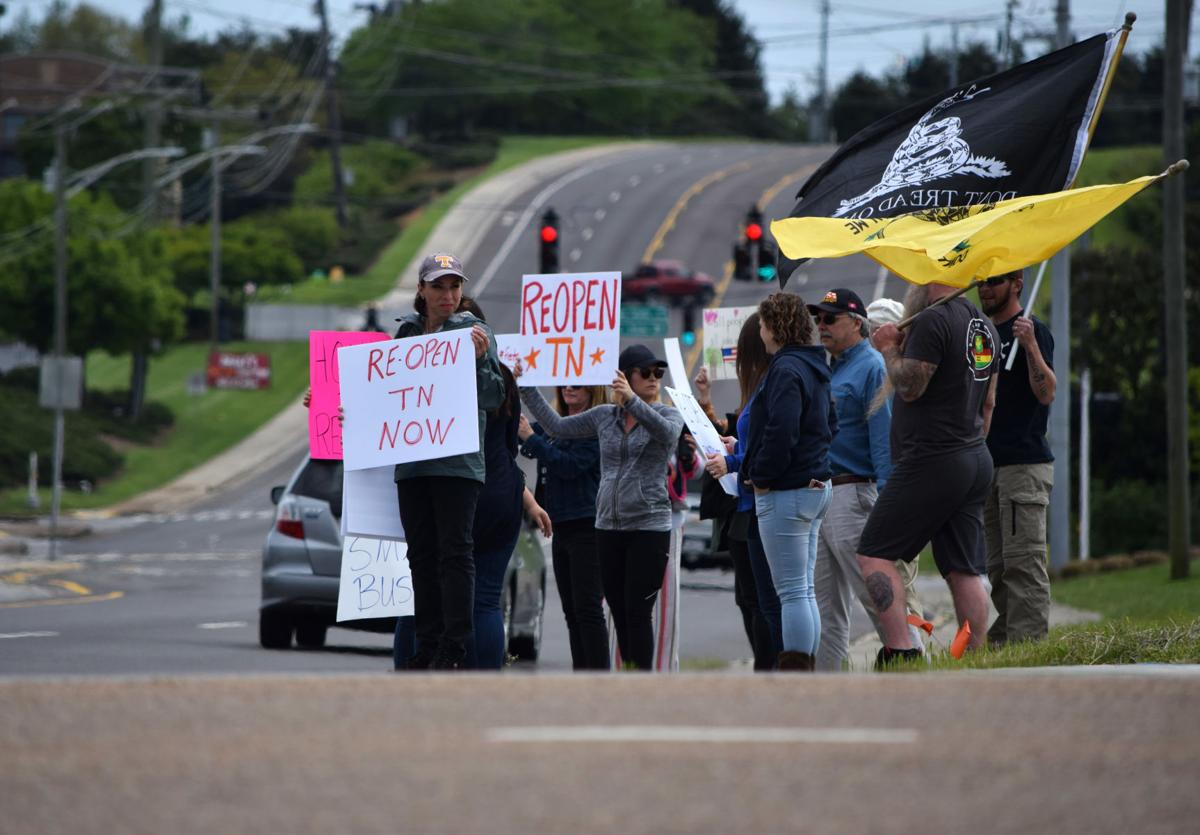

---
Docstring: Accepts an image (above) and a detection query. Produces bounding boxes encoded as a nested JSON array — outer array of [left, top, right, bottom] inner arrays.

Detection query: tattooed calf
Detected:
[[865, 571, 895, 613]]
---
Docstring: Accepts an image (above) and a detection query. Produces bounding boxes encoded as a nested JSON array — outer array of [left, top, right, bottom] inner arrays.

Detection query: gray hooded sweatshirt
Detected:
[[520, 388, 685, 533]]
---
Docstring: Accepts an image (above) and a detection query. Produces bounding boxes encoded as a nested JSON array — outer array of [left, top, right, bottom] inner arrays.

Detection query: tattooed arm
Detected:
[[1013, 316, 1056, 405], [880, 346, 937, 402]]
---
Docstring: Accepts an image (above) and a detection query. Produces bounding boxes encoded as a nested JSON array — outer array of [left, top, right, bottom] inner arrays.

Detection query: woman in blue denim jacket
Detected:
[[519, 385, 608, 670]]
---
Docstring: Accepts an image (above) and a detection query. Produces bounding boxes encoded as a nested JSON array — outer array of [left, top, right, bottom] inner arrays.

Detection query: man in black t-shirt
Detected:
[[978, 269, 1056, 645], [856, 282, 1000, 667]]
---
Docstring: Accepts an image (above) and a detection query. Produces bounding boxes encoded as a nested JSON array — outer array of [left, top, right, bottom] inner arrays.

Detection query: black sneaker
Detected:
[[402, 646, 437, 671], [874, 646, 923, 672], [431, 650, 466, 671]]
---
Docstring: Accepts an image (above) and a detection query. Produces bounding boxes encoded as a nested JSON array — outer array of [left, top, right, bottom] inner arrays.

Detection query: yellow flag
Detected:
[[770, 173, 1163, 288]]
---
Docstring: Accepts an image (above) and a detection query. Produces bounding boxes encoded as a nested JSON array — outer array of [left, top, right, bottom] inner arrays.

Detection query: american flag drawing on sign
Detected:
[[721, 347, 737, 363]]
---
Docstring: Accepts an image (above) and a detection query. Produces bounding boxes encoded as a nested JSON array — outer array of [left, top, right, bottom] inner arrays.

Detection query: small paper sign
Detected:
[[336, 536, 414, 622], [701, 307, 752, 382], [665, 386, 739, 497]]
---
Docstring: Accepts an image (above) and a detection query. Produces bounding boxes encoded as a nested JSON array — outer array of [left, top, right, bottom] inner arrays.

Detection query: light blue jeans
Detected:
[[755, 482, 832, 656]]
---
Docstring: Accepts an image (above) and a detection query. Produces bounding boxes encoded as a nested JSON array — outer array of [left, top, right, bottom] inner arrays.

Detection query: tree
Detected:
[[829, 71, 903, 141], [0, 179, 185, 361]]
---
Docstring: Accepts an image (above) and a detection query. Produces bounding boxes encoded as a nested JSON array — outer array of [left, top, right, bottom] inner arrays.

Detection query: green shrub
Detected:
[[256, 206, 340, 274], [0, 385, 123, 489]]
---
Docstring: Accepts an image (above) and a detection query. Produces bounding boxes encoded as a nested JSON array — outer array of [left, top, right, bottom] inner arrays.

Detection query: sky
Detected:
[[4, 0, 1194, 104]]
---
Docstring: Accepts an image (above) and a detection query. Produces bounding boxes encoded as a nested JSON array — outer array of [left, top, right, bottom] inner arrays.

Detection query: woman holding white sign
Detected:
[[390, 254, 506, 671], [519, 344, 684, 671]]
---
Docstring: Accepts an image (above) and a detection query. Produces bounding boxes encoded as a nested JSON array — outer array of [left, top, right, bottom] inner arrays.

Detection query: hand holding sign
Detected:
[[611, 369, 632, 406]]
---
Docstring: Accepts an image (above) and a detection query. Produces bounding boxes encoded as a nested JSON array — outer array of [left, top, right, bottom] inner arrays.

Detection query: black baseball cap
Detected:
[[418, 253, 469, 283], [618, 344, 667, 372], [808, 288, 866, 317]]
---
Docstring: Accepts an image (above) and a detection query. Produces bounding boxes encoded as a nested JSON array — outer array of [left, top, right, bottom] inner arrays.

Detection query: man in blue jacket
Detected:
[[809, 288, 925, 671]]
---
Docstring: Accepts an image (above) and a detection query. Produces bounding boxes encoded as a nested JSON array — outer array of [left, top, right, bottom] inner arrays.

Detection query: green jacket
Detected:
[[391, 310, 506, 484]]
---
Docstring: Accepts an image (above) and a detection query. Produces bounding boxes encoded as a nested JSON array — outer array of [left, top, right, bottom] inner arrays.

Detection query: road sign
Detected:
[[620, 303, 668, 338], [38, 356, 82, 410]]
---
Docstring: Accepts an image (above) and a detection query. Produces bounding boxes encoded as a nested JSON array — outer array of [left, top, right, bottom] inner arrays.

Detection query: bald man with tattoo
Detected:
[[856, 283, 1000, 668]]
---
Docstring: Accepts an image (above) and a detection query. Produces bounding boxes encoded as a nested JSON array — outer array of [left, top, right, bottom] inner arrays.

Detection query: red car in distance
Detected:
[[623, 260, 716, 306]]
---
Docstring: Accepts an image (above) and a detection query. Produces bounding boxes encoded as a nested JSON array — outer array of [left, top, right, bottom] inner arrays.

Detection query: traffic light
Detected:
[[681, 304, 697, 347], [744, 205, 764, 281], [757, 240, 777, 282], [539, 207, 559, 273], [733, 242, 750, 281]]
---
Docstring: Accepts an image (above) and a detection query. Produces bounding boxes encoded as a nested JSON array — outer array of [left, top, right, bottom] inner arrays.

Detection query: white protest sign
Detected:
[[337, 331, 479, 471], [665, 386, 739, 497], [343, 465, 405, 541], [701, 306, 752, 381], [516, 271, 621, 385], [336, 535, 414, 622], [663, 337, 689, 391]]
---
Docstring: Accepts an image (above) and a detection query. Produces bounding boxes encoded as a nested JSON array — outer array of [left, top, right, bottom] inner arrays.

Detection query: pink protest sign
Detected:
[[309, 330, 389, 459]]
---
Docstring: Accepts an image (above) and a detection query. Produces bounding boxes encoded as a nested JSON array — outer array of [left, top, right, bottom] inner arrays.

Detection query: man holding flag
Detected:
[[856, 284, 999, 666]]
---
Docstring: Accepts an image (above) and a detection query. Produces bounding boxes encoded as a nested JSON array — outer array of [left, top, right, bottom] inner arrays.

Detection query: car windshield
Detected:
[[290, 458, 344, 518], [634, 265, 657, 278]]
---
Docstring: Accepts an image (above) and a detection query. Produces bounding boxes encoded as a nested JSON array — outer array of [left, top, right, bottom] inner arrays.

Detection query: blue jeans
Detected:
[[465, 528, 521, 670], [755, 483, 832, 656]]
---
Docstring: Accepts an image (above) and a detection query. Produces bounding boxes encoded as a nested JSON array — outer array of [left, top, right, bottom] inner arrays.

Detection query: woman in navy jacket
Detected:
[[743, 293, 837, 671], [519, 385, 608, 670]]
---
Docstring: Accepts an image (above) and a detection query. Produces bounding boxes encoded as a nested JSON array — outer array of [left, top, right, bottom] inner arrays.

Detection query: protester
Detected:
[[390, 253, 506, 671], [977, 270, 1056, 645], [697, 315, 779, 670], [518, 385, 609, 670], [865, 297, 927, 643], [808, 288, 911, 671], [743, 293, 836, 671], [857, 282, 999, 667], [519, 345, 685, 670]]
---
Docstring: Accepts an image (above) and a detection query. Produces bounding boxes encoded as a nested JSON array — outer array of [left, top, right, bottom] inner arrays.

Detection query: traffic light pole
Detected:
[[49, 124, 67, 561]]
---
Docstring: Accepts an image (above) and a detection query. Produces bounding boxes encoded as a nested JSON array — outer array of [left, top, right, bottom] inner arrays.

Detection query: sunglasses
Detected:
[[983, 275, 1014, 287], [813, 312, 844, 326], [633, 367, 665, 380]]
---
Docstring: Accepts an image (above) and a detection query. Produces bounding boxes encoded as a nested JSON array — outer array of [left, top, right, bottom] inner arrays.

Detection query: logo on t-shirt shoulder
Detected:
[[965, 319, 996, 381]]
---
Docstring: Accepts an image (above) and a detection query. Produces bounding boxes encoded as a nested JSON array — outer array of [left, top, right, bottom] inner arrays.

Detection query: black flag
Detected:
[[777, 27, 1127, 285]]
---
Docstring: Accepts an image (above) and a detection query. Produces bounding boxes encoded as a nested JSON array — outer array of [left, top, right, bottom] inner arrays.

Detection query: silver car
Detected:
[[260, 456, 546, 661]]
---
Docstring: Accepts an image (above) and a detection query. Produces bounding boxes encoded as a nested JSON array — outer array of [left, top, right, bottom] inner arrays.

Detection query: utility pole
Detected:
[[208, 121, 222, 351], [49, 124, 68, 561], [1003, 0, 1019, 68], [316, 0, 349, 228], [950, 23, 960, 88], [809, 0, 830, 144], [1048, 0, 1072, 571], [1163, 0, 1192, 579]]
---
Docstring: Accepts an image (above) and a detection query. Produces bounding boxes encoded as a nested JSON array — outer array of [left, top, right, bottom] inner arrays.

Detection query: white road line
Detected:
[[475, 161, 614, 293], [198, 621, 248, 630], [581, 228, 593, 241], [569, 248, 582, 263], [873, 264, 889, 301], [487, 726, 918, 744], [0, 631, 59, 640], [237, 510, 254, 520], [608, 190, 621, 203], [681, 155, 693, 164], [652, 163, 665, 173], [594, 208, 606, 221], [628, 175, 641, 187]]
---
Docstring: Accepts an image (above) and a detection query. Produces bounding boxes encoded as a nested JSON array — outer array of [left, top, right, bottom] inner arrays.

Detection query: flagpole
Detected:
[[1075, 13, 1137, 177], [1003, 262, 1049, 371], [896, 280, 982, 330]]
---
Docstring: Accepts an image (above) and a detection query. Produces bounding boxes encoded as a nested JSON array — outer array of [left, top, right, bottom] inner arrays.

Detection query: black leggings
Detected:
[[596, 529, 670, 670], [553, 518, 609, 670]]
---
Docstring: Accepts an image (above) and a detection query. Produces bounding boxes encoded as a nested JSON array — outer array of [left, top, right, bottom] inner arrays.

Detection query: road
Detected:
[[3, 670, 1198, 834], [1, 140, 895, 676]]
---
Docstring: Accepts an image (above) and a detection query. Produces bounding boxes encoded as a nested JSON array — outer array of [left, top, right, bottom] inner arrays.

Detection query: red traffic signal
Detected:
[[745, 222, 763, 241], [540, 225, 558, 243]]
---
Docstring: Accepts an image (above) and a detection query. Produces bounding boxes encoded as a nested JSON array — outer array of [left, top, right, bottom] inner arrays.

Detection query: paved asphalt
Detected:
[[3, 670, 1198, 834]]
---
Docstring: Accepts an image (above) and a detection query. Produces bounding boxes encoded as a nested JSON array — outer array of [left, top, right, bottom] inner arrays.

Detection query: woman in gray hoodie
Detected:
[[520, 344, 685, 670]]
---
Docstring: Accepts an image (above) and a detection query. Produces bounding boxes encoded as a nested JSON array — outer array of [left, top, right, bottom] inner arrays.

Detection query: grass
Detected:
[[255, 135, 621, 306], [907, 562, 1200, 670], [0, 341, 308, 514]]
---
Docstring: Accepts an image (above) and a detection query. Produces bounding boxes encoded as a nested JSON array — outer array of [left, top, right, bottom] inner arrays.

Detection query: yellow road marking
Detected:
[[641, 160, 753, 264], [48, 578, 92, 595], [0, 591, 124, 609]]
